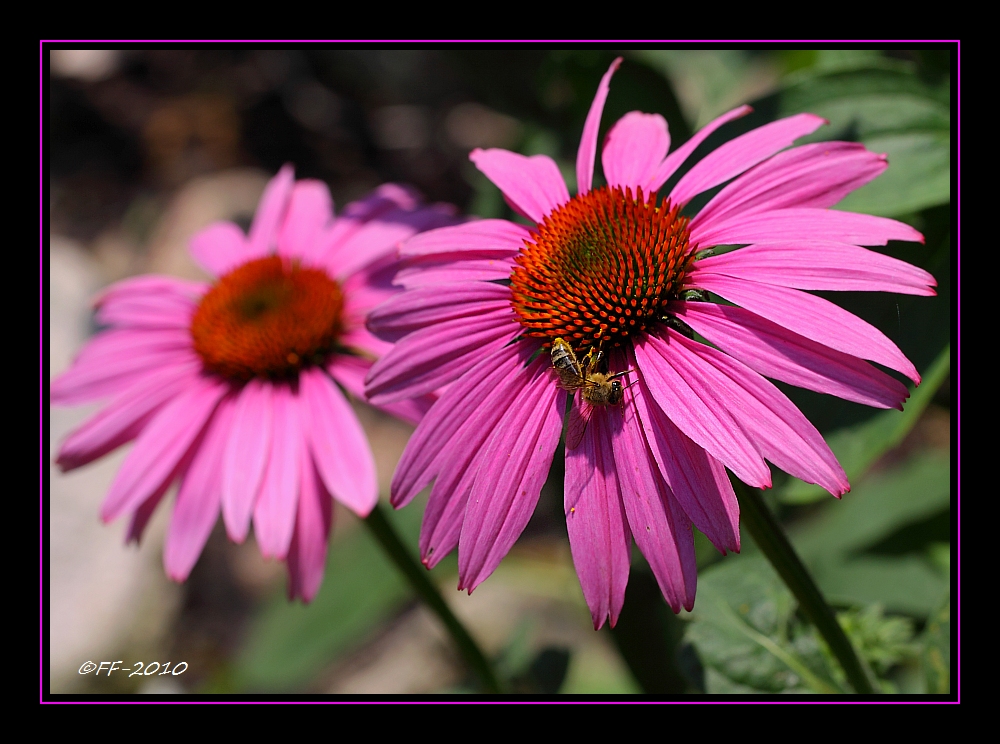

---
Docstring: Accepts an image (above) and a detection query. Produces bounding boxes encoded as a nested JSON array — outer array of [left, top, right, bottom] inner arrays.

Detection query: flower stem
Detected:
[[364, 502, 502, 693], [732, 479, 876, 694]]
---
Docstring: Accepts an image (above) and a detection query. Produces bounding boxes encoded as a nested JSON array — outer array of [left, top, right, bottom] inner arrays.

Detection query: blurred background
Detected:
[[47, 47, 953, 694]]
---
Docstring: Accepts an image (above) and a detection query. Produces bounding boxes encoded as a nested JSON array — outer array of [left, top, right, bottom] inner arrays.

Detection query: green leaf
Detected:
[[779, 344, 950, 505], [776, 67, 950, 216], [921, 597, 951, 693], [790, 454, 950, 616], [232, 503, 426, 692], [686, 555, 842, 693]]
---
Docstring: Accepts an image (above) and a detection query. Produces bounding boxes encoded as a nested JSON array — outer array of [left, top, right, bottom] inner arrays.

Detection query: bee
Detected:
[[550, 337, 631, 449]]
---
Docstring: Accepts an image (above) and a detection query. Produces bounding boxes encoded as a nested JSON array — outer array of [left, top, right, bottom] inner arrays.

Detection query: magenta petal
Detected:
[[367, 282, 512, 342], [253, 384, 302, 560], [420, 352, 553, 567], [626, 344, 740, 554], [469, 148, 570, 224], [670, 113, 826, 206], [394, 341, 533, 514], [692, 142, 889, 229], [633, 333, 772, 489], [674, 301, 910, 409], [300, 367, 377, 517], [687, 272, 920, 383], [57, 359, 201, 471], [221, 380, 273, 542], [248, 163, 295, 256], [691, 207, 925, 248], [50, 329, 195, 405], [326, 206, 458, 282], [577, 56, 622, 195], [365, 309, 518, 404], [163, 394, 236, 581], [693, 241, 937, 296], [602, 111, 670, 194], [277, 179, 333, 262], [393, 258, 517, 289], [667, 330, 849, 496], [612, 394, 698, 612], [327, 354, 434, 426], [399, 219, 529, 259], [457, 363, 564, 593], [648, 105, 752, 193], [189, 222, 256, 278], [95, 276, 205, 329], [100, 374, 227, 523], [286, 459, 334, 602], [565, 410, 631, 629]]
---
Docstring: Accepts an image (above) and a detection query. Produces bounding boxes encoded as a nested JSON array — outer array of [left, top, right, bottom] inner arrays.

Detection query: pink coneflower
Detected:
[[365, 59, 936, 628], [52, 166, 455, 601]]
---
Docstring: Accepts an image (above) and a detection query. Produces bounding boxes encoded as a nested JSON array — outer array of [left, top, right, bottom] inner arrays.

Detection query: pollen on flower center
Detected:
[[191, 255, 343, 382], [510, 185, 693, 351]]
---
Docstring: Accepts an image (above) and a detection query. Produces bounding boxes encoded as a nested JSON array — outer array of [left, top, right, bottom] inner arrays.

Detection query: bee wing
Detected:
[[565, 393, 595, 450]]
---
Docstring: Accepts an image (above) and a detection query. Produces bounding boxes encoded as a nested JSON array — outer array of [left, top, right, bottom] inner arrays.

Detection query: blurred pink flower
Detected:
[[365, 59, 936, 628], [52, 165, 456, 601]]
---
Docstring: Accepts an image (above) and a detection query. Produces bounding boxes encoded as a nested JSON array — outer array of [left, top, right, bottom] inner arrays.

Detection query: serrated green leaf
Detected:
[[232, 503, 425, 692], [779, 344, 950, 505]]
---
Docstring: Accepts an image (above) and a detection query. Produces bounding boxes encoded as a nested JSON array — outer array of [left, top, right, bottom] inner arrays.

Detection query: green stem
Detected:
[[364, 502, 502, 693], [732, 479, 876, 694]]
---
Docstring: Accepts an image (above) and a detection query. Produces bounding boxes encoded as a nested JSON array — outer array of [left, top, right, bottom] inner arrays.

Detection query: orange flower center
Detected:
[[191, 255, 343, 382], [510, 185, 692, 351]]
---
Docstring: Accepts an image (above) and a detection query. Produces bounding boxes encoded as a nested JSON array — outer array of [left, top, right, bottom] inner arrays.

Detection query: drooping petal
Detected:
[[577, 56, 622, 195], [338, 323, 393, 360], [633, 333, 772, 489], [163, 393, 236, 581], [286, 459, 334, 603], [686, 272, 920, 383], [666, 330, 849, 496], [669, 113, 827, 206], [277, 179, 334, 263], [691, 207, 925, 248], [56, 358, 202, 471], [673, 301, 910, 409], [399, 219, 530, 260], [220, 379, 273, 543], [565, 409, 631, 628], [457, 361, 564, 593], [626, 344, 740, 554], [300, 367, 377, 517], [365, 309, 518, 404], [253, 383, 302, 559], [692, 241, 937, 295], [602, 111, 670, 194], [611, 388, 697, 612], [50, 329, 195, 405], [94, 276, 205, 329], [248, 163, 295, 256], [367, 282, 513, 342], [393, 340, 534, 511], [420, 352, 547, 568], [100, 374, 227, 523], [692, 142, 889, 229], [189, 222, 256, 278], [648, 105, 752, 193], [221, 379, 273, 542], [470, 148, 570, 224], [327, 354, 434, 427]]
